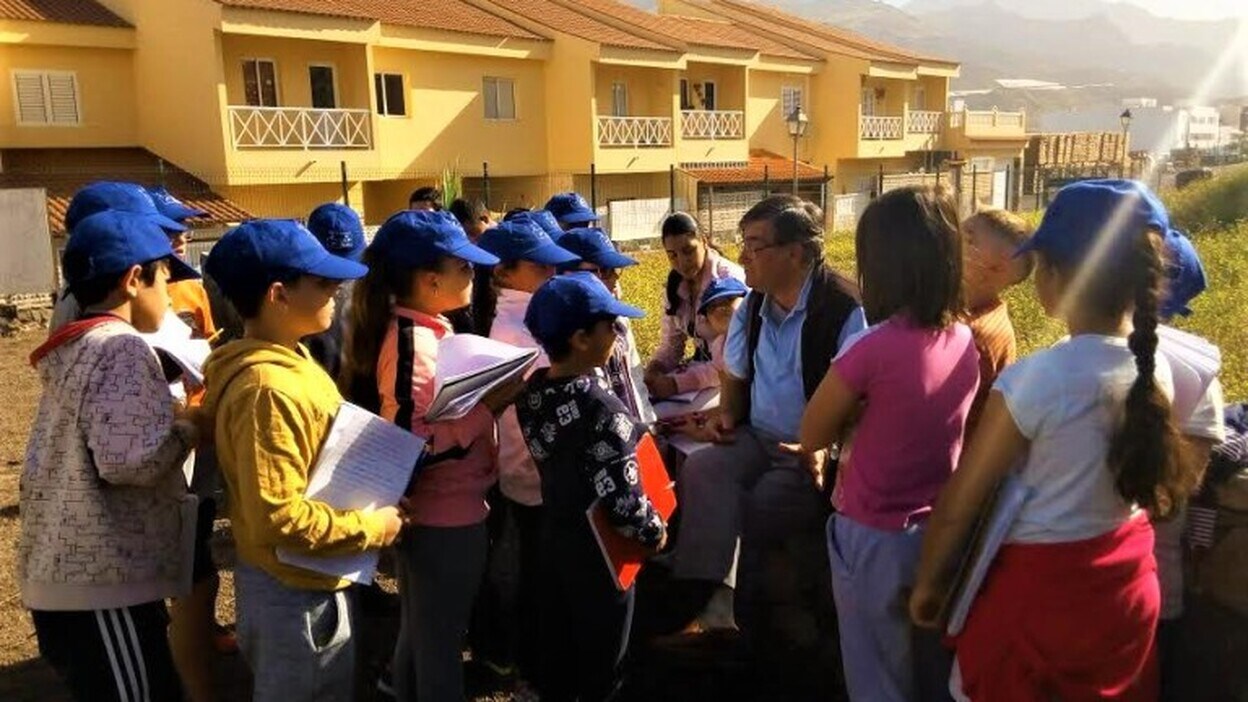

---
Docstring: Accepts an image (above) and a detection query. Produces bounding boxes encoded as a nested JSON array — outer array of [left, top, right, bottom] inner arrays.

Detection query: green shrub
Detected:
[[1165, 163, 1248, 234]]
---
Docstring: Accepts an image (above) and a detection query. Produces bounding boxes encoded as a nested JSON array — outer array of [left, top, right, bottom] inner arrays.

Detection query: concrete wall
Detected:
[[0, 189, 57, 294]]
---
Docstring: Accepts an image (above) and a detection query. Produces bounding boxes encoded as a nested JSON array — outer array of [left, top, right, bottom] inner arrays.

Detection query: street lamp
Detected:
[[1119, 108, 1133, 177], [786, 102, 809, 194]]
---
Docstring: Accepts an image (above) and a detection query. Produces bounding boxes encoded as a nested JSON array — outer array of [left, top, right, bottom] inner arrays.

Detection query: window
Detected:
[[860, 87, 876, 116], [781, 85, 803, 119], [913, 85, 926, 111], [701, 81, 717, 111], [374, 73, 406, 116], [611, 82, 628, 118], [12, 70, 80, 125], [483, 77, 516, 120], [680, 79, 692, 111], [309, 65, 337, 109], [242, 59, 278, 107]]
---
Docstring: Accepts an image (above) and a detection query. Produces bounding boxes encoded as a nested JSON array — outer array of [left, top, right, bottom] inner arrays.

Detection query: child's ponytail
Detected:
[[1107, 229, 1187, 518], [341, 246, 412, 410]]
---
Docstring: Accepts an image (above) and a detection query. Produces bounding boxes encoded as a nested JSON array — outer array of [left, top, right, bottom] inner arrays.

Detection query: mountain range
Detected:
[[627, 0, 1246, 104]]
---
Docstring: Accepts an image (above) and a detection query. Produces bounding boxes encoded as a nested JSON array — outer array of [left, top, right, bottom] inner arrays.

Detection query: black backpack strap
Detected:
[[744, 290, 765, 387]]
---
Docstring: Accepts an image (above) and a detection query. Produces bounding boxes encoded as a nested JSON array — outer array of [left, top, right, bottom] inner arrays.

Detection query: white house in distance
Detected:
[[1035, 102, 1222, 157]]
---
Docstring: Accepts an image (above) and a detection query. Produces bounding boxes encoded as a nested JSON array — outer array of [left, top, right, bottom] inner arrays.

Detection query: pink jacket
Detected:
[[651, 251, 745, 394], [489, 289, 546, 506], [378, 307, 497, 527]]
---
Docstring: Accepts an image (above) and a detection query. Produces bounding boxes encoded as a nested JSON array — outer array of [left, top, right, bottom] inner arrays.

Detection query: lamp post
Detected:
[[786, 102, 809, 194], [1119, 108, 1133, 177]]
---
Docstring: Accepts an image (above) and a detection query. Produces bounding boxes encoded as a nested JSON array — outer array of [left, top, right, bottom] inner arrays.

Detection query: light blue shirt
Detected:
[[724, 268, 867, 441]]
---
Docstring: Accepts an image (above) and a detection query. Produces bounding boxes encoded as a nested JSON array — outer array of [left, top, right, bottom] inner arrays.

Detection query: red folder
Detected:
[[587, 433, 677, 591]]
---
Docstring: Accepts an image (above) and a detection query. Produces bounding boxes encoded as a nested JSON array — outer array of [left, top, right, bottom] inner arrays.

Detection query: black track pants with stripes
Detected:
[[32, 601, 183, 702]]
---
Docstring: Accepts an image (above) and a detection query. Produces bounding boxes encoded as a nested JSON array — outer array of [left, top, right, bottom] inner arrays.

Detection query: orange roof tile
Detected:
[[0, 148, 253, 235], [216, 0, 546, 40], [684, 149, 826, 185], [566, 0, 816, 59], [0, 0, 129, 27], [709, 0, 956, 66], [483, 0, 675, 50]]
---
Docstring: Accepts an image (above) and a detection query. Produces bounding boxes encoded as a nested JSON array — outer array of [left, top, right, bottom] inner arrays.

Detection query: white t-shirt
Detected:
[[995, 334, 1176, 544], [1152, 325, 1226, 619]]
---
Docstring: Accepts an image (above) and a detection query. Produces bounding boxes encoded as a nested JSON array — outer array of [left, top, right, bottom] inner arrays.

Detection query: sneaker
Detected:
[[376, 666, 396, 699]]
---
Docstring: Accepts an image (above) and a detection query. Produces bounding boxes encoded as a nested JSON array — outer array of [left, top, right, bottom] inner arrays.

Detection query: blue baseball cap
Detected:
[[1016, 180, 1170, 265], [524, 271, 644, 348], [478, 217, 580, 267], [698, 277, 749, 315], [554, 228, 637, 271], [205, 219, 367, 301], [146, 187, 208, 223], [370, 210, 499, 268], [1161, 231, 1207, 319], [307, 203, 366, 262], [505, 209, 565, 241], [543, 192, 599, 225], [63, 211, 200, 286], [65, 181, 187, 234]]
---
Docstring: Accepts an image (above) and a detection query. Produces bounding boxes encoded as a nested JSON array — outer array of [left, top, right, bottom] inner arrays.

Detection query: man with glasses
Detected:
[[663, 195, 865, 662]]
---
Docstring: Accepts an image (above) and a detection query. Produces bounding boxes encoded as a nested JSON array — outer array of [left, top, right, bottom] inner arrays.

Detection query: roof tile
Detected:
[[483, 0, 675, 50], [0, 0, 129, 27], [684, 149, 825, 185], [216, 0, 545, 40], [0, 148, 253, 235]]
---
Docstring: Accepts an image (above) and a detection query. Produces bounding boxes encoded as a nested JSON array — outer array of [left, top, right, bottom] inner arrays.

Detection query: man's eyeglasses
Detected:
[[740, 239, 786, 256]]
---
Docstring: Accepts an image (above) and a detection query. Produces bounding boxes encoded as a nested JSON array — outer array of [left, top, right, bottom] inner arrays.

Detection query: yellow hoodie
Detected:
[[203, 339, 389, 591]]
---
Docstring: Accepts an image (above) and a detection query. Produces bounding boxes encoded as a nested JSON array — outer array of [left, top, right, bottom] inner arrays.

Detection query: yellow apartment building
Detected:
[[2, 0, 1030, 236]]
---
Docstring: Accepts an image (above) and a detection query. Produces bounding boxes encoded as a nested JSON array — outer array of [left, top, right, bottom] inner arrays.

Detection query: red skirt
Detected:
[[954, 515, 1160, 702]]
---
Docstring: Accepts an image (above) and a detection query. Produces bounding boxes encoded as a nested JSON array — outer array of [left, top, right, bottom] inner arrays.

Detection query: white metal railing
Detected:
[[859, 115, 904, 140], [681, 110, 745, 140], [949, 108, 1025, 131], [228, 106, 372, 149], [597, 115, 673, 147], [907, 110, 943, 134]]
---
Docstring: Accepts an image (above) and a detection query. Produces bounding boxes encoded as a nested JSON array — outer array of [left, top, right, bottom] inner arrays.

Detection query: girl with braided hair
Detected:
[[909, 181, 1204, 701]]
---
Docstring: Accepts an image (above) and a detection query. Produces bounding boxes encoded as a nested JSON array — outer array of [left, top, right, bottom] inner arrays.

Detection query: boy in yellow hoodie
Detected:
[[201, 220, 406, 701]]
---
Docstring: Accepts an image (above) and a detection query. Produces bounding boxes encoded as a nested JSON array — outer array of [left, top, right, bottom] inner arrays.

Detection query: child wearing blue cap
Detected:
[[911, 180, 1218, 701], [200, 219, 405, 702], [21, 210, 205, 702], [516, 272, 668, 701], [543, 192, 599, 231], [302, 202, 367, 382], [557, 228, 657, 425], [471, 214, 580, 685], [340, 209, 521, 702]]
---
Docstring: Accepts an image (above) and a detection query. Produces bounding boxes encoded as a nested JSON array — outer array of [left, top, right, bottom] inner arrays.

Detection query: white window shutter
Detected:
[[45, 73, 79, 124], [14, 72, 49, 124]]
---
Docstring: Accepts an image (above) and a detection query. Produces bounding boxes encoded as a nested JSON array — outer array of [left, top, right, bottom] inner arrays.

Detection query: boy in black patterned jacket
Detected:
[[518, 272, 667, 702]]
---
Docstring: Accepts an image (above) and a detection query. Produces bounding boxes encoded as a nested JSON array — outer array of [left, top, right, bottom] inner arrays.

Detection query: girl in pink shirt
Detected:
[[343, 210, 519, 702], [799, 186, 979, 702]]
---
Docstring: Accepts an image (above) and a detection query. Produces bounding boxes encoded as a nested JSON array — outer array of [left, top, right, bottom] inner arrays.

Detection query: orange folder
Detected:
[[586, 433, 677, 591]]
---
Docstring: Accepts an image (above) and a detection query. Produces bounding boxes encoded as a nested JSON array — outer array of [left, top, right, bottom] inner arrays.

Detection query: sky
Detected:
[[888, 0, 1247, 20]]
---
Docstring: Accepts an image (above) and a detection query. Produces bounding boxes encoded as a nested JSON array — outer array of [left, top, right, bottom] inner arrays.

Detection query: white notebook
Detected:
[[138, 310, 211, 387], [425, 334, 539, 421], [276, 403, 426, 584]]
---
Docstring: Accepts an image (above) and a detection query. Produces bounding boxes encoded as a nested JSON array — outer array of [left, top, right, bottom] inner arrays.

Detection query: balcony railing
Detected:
[[681, 110, 745, 140], [949, 108, 1026, 131], [907, 110, 943, 134], [228, 106, 372, 149], [859, 115, 905, 140], [598, 116, 673, 148]]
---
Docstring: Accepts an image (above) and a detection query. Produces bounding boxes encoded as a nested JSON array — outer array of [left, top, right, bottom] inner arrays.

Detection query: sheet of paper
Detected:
[[276, 403, 426, 584], [426, 334, 539, 421], [653, 387, 720, 421], [140, 311, 211, 386]]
